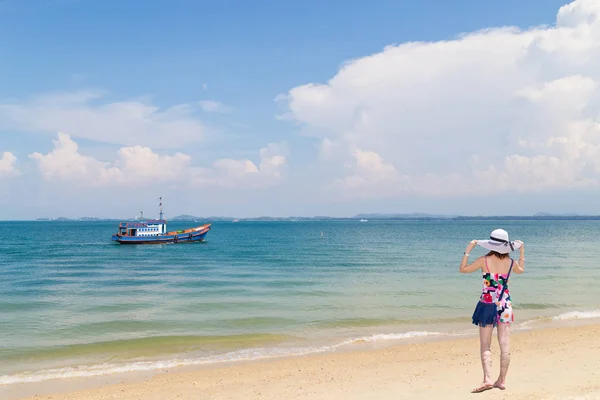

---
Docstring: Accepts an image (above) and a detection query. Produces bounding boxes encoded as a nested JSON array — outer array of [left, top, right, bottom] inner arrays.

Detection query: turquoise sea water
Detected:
[[1, 220, 599, 385]]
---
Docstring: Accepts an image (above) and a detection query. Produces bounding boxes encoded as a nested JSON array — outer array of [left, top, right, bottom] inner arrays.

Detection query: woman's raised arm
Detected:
[[459, 240, 483, 273], [513, 240, 525, 274]]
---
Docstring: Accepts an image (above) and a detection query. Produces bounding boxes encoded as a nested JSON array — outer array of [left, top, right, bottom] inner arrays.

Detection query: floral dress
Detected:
[[479, 257, 514, 324]]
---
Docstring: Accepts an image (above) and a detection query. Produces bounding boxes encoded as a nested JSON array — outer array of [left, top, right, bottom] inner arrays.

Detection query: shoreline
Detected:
[[4, 320, 600, 400], [2, 310, 597, 386]]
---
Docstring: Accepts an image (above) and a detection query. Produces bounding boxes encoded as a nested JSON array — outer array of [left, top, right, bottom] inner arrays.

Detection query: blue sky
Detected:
[[1, 0, 599, 219]]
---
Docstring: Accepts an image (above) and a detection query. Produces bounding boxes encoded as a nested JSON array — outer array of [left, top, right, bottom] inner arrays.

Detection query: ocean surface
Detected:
[[1, 219, 600, 385]]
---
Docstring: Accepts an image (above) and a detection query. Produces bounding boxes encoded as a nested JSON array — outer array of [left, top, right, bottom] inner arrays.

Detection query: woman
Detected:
[[459, 228, 525, 393]]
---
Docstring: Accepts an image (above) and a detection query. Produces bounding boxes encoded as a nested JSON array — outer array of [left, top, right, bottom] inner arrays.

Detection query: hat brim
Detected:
[[477, 240, 522, 254]]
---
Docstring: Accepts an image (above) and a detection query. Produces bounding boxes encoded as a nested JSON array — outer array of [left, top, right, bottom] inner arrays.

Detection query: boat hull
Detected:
[[111, 225, 211, 245]]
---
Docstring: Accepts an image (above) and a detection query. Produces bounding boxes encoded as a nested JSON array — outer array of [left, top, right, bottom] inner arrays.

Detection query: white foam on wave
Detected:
[[517, 317, 546, 327], [516, 309, 600, 329], [0, 347, 325, 385], [0, 330, 445, 385], [339, 331, 443, 345], [552, 310, 600, 321]]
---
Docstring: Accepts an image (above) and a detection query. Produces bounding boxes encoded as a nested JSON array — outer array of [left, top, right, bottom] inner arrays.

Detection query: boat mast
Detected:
[[159, 197, 163, 220]]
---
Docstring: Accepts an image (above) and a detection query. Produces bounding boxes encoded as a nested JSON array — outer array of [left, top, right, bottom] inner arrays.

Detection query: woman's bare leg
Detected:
[[472, 325, 494, 392], [494, 323, 511, 389]]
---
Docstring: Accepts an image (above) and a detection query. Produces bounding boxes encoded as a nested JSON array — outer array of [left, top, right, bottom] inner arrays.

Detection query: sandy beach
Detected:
[[5, 323, 598, 400]]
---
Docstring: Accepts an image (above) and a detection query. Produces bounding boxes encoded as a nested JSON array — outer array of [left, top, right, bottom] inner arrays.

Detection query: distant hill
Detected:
[[35, 217, 119, 221], [533, 212, 583, 217], [35, 217, 77, 221], [170, 215, 236, 221], [169, 214, 202, 221]]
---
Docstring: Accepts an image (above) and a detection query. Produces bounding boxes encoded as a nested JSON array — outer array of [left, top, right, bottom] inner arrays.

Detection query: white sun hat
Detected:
[[477, 229, 522, 254]]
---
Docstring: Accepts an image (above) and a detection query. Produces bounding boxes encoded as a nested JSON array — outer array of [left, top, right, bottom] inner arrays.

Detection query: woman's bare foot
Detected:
[[471, 382, 494, 393], [493, 380, 506, 390]]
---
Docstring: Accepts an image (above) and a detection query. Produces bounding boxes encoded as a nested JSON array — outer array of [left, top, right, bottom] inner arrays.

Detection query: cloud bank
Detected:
[[282, 0, 600, 199], [29, 133, 287, 189]]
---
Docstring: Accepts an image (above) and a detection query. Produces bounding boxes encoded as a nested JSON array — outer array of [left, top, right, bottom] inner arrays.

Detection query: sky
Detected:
[[1, 0, 600, 219]]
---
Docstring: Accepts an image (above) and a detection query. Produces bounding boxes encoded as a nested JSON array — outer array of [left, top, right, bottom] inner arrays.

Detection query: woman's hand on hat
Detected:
[[466, 239, 478, 251], [515, 240, 524, 247]]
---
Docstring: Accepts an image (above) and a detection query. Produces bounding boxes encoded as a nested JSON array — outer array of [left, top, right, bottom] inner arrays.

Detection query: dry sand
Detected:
[[8, 323, 600, 400]]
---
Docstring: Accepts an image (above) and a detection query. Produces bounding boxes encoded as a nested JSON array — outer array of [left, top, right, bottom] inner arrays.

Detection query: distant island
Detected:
[[32, 212, 600, 222]]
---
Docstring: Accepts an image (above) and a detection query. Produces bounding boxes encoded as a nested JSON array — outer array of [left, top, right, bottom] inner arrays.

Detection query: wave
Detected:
[[339, 331, 443, 345], [0, 330, 445, 385], [0, 348, 321, 385], [551, 310, 600, 321], [517, 309, 600, 327]]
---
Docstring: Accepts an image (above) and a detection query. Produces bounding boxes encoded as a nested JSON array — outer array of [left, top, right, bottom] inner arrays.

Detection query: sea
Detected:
[[1, 219, 600, 388]]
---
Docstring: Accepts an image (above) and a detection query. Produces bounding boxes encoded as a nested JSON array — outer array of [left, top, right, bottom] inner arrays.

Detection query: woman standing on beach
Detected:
[[459, 229, 525, 393]]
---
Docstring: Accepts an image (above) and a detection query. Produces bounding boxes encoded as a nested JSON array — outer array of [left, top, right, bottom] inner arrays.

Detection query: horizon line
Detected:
[[2, 212, 600, 222]]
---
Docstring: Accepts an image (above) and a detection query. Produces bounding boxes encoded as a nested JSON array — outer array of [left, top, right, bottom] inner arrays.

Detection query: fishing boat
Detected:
[[111, 198, 211, 245]]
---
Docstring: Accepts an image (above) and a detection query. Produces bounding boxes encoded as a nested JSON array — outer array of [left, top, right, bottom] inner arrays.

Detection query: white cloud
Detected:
[[29, 133, 287, 189], [329, 148, 408, 200], [0, 152, 20, 178], [29, 133, 120, 185], [0, 91, 205, 148], [198, 100, 231, 113], [115, 146, 192, 183], [196, 142, 288, 188], [258, 143, 288, 178], [280, 0, 600, 199]]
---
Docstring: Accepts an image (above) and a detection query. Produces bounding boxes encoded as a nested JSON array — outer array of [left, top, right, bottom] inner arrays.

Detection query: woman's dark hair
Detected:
[[487, 250, 509, 259]]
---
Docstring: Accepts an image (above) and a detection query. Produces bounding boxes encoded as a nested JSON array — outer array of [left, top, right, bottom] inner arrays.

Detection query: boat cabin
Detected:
[[117, 219, 167, 237]]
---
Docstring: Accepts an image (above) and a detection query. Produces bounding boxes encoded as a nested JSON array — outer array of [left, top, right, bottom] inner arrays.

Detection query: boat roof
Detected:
[[119, 219, 167, 227]]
